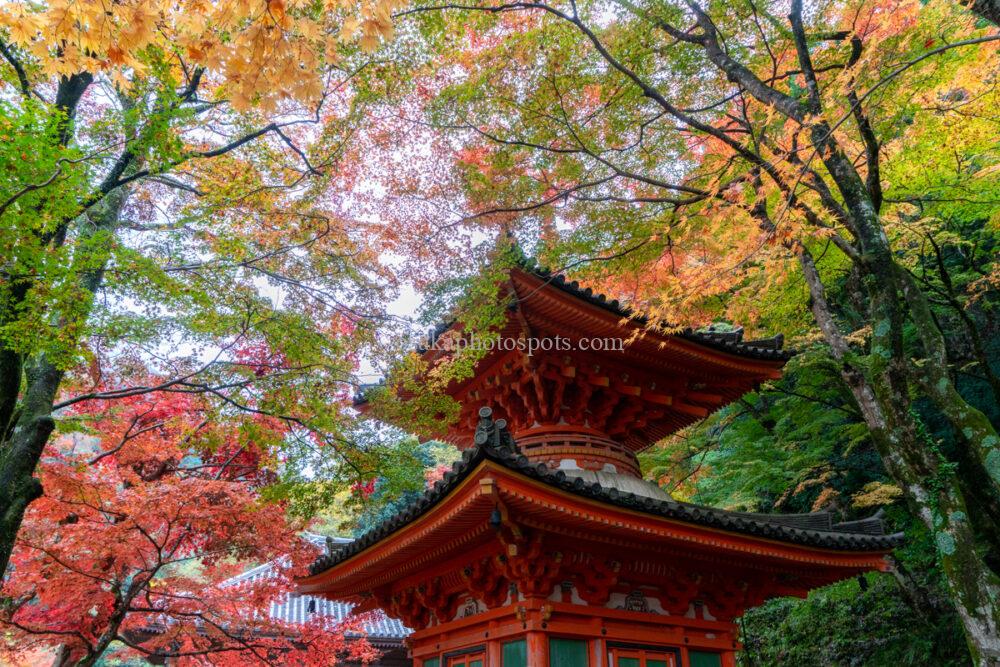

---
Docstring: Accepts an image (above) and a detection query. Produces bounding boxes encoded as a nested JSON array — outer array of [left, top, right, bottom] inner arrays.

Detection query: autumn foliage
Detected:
[[1, 0, 999, 662], [0, 390, 377, 666], [0, 0, 405, 109]]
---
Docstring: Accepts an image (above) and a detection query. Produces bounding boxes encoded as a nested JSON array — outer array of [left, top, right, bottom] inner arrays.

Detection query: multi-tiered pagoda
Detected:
[[298, 258, 901, 667]]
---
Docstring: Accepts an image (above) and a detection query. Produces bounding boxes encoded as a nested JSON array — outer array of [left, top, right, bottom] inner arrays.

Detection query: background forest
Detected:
[[0, 0, 998, 665]]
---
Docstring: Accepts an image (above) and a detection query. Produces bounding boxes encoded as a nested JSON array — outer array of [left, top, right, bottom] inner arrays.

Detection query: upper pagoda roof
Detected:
[[358, 254, 795, 450], [408, 254, 792, 362], [360, 251, 793, 400], [304, 409, 901, 584], [512, 255, 792, 362]]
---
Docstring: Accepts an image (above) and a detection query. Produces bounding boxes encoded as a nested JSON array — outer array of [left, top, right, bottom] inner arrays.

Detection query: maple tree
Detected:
[[0, 0, 413, 582], [337, 0, 1000, 660], [0, 390, 380, 667], [2, 0, 999, 662]]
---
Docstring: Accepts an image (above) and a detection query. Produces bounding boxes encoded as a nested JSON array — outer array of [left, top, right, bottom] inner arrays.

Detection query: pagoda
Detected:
[[298, 258, 902, 667]]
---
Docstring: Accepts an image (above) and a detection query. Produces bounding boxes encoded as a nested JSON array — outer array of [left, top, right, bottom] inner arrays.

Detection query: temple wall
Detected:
[[407, 596, 736, 667]]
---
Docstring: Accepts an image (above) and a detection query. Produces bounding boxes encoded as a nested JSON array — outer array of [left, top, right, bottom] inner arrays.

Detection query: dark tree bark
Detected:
[[0, 184, 126, 577], [962, 0, 1000, 25]]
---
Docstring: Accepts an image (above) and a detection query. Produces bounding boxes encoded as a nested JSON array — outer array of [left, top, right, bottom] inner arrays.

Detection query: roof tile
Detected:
[[308, 410, 902, 577]]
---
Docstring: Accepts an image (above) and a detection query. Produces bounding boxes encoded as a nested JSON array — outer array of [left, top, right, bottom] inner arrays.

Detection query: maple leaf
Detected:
[[0, 0, 402, 108]]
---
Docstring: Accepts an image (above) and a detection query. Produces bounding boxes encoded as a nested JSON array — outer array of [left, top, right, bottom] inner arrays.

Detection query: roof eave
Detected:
[[299, 440, 901, 595]]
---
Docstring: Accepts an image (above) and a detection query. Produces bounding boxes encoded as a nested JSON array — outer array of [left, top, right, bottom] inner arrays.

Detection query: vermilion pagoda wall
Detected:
[[301, 465, 892, 667], [407, 593, 738, 667], [372, 522, 755, 667]]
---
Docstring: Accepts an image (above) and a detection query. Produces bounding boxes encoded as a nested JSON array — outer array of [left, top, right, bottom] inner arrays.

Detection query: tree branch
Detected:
[[0, 38, 31, 98]]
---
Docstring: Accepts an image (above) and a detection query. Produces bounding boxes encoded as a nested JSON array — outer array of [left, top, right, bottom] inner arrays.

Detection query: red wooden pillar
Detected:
[[592, 638, 605, 667], [487, 639, 501, 666], [527, 631, 548, 667]]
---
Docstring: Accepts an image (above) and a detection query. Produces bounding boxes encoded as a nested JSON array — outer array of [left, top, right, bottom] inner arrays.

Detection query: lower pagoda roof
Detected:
[[303, 409, 902, 585]]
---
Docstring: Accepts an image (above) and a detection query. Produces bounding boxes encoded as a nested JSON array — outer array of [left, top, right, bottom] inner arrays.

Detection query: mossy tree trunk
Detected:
[[0, 184, 126, 577], [771, 10, 1000, 654], [796, 148, 1000, 662]]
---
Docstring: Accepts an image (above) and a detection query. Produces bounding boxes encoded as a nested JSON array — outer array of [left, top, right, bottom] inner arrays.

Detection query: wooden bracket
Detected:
[[461, 555, 511, 608], [571, 557, 621, 606]]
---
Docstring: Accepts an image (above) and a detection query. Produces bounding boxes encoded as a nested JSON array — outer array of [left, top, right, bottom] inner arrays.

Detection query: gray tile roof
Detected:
[[225, 533, 409, 641], [310, 409, 903, 577]]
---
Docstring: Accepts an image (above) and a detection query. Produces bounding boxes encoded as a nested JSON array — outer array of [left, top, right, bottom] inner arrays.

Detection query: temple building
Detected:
[[224, 534, 410, 666], [298, 257, 902, 667]]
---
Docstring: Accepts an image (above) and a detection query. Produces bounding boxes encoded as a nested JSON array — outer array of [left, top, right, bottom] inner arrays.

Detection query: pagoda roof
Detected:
[[513, 256, 792, 362], [304, 410, 901, 584], [358, 253, 793, 404], [408, 256, 792, 362], [357, 255, 796, 450]]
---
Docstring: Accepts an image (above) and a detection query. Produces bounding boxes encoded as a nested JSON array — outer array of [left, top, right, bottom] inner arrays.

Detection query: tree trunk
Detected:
[[885, 554, 949, 623], [869, 400, 1000, 665], [0, 186, 126, 576], [797, 246, 1000, 663], [847, 328, 1000, 664], [954, 447, 1000, 574], [797, 98, 1000, 658], [897, 268, 1000, 496], [962, 0, 1000, 25], [0, 356, 61, 576]]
